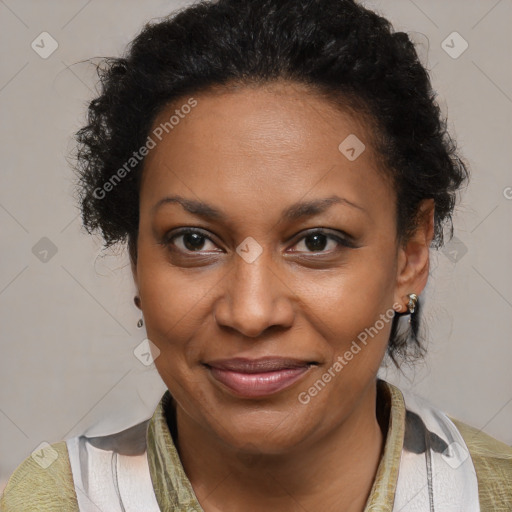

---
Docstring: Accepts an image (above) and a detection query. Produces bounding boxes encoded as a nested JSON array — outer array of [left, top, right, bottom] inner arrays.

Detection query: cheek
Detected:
[[135, 243, 220, 358], [136, 253, 217, 415], [299, 247, 398, 344], [297, 263, 395, 413]]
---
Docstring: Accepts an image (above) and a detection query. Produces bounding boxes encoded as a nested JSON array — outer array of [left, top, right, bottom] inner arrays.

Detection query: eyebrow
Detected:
[[151, 194, 365, 222]]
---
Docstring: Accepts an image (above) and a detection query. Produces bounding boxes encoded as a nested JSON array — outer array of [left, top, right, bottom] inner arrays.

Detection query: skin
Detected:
[[132, 80, 434, 512]]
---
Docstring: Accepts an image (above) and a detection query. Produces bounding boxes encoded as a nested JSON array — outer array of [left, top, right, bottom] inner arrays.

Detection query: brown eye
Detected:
[[163, 228, 220, 253], [181, 232, 207, 251], [289, 229, 356, 254], [303, 233, 329, 252]]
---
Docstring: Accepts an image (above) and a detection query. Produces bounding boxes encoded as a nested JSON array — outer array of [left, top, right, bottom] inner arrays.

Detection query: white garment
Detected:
[[393, 388, 480, 512], [66, 387, 480, 512]]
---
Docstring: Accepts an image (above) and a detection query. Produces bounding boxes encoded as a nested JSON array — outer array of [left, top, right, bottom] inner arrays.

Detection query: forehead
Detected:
[[140, 81, 394, 224]]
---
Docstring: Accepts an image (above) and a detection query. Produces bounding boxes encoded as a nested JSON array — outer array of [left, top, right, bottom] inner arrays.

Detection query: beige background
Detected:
[[1, 0, 511, 489]]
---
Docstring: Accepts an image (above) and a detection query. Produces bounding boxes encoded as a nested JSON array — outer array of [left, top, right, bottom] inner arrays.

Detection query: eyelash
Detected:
[[161, 227, 356, 255]]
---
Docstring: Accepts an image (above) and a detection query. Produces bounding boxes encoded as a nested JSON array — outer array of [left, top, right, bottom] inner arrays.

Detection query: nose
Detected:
[[213, 253, 295, 338]]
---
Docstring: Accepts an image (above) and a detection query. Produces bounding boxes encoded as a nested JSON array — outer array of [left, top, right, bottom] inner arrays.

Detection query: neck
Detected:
[[174, 380, 386, 512]]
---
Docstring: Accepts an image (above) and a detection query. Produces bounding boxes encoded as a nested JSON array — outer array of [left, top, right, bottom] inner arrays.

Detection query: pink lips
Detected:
[[205, 357, 313, 398]]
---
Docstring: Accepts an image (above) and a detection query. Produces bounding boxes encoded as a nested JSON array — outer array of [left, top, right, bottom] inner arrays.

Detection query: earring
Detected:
[[134, 296, 143, 327], [407, 293, 418, 314]]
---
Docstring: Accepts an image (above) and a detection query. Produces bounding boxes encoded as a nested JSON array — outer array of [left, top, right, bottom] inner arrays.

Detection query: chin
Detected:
[[203, 396, 326, 454]]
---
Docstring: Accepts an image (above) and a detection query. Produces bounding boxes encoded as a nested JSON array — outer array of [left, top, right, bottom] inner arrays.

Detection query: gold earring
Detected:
[[407, 293, 418, 314]]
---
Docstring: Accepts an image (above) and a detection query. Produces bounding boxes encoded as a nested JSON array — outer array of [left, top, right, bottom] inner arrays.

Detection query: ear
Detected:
[[393, 199, 435, 313]]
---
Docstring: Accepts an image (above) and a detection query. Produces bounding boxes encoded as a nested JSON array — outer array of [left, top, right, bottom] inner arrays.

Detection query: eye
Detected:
[[161, 227, 356, 256], [289, 229, 355, 254], [162, 228, 221, 253]]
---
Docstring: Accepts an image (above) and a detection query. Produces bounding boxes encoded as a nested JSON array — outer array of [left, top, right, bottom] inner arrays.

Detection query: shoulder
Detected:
[[0, 440, 78, 511], [448, 415, 512, 510]]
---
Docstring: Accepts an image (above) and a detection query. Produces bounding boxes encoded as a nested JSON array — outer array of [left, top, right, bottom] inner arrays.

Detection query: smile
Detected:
[[204, 357, 315, 398]]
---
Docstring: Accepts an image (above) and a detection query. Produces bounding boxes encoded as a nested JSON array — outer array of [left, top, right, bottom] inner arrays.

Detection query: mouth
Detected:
[[203, 357, 317, 398]]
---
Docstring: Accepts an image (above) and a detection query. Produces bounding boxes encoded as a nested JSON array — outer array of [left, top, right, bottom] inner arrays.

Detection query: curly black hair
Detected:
[[74, 0, 469, 368]]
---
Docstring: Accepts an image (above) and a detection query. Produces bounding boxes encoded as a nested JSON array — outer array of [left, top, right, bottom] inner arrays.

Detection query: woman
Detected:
[[2, 0, 510, 510]]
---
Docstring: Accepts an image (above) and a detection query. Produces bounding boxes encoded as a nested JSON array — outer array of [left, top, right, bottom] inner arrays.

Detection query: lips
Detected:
[[204, 357, 315, 398]]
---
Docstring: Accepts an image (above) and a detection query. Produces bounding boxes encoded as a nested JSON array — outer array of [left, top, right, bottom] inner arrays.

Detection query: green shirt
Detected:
[[2, 380, 511, 511]]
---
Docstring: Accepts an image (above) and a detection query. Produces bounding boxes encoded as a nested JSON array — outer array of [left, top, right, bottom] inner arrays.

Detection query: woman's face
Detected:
[[134, 81, 430, 454]]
